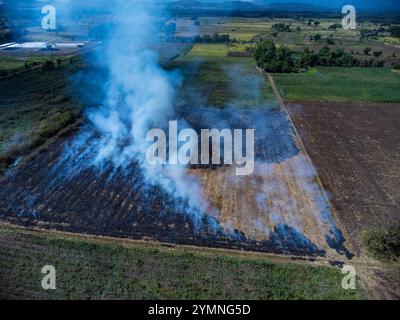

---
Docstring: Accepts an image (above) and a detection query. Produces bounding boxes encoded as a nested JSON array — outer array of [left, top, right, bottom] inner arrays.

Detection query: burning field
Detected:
[[0, 2, 353, 263], [0, 89, 351, 260]]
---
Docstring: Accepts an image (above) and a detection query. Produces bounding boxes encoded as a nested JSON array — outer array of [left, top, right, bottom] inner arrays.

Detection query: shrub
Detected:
[[362, 224, 400, 261]]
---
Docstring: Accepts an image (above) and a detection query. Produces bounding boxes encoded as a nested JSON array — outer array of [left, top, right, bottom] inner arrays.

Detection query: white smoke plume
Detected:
[[54, 1, 217, 228]]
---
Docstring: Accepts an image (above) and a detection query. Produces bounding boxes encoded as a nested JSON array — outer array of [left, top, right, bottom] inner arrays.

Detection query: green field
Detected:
[[273, 67, 400, 103], [0, 58, 85, 173], [0, 63, 81, 153], [0, 56, 51, 76], [176, 17, 384, 47], [0, 224, 364, 300], [171, 43, 276, 107]]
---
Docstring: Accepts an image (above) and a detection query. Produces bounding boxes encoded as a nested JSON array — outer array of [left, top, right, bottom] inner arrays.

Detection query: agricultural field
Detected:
[[287, 102, 400, 254], [0, 43, 342, 260], [0, 223, 363, 300], [174, 16, 400, 299], [0, 57, 84, 175], [0, 56, 48, 76], [0, 42, 356, 263], [1, 2, 400, 301], [175, 17, 274, 42], [172, 43, 276, 107], [274, 67, 400, 103], [286, 101, 400, 298], [176, 17, 400, 59]]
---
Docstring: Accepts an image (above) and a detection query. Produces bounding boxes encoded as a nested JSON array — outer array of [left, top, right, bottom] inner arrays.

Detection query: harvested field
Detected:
[[287, 102, 400, 257]]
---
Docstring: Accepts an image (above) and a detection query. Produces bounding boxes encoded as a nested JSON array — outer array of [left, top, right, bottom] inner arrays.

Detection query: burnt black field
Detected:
[[0, 107, 330, 257]]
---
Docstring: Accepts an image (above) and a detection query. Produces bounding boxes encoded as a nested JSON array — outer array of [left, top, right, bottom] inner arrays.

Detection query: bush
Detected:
[[363, 225, 400, 261]]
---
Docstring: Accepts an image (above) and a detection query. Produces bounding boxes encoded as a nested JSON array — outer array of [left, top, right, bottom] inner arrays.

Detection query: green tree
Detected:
[[253, 40, 297, 73], [314, 34, 322, 41], [326, 37, 334, 45], [364, 47, 372, 56], [300, 48, 318, 68]]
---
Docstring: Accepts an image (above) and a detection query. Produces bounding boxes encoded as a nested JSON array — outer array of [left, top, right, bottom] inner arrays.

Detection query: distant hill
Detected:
[[172, 0, 258, 10], [266, 2, 328, 11], [254, 0, 400, 11], [215, 1, 259, 10], [167, 0, 400, 15]]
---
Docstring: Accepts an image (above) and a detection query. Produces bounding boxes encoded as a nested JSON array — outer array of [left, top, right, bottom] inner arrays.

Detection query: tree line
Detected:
[[193, 33, 234, 43], [253, 40, 385, 73]]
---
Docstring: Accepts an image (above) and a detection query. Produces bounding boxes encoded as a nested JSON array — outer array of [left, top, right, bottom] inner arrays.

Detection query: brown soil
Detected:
[[287, 101, 400, 299], [287, 102, 400, 256]]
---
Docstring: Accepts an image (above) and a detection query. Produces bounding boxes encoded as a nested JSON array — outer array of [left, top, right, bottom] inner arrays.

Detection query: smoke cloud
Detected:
[[53, 1, 219, 230]]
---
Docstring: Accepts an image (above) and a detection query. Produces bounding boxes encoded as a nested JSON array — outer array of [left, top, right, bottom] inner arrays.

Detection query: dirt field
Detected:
[[287, 102, 400, 257]]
